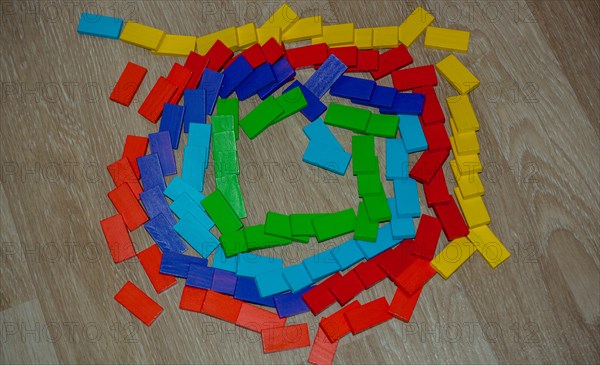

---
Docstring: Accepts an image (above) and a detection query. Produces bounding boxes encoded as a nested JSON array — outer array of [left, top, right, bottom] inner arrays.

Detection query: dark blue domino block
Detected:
[[329, 75, 376, 101], [219, 56, 253, 98], [235, 63, 276, 101], [379, 92, 425, 115], [140, 185, 176, 226], [159, 250, 207, 277], [234, 276, 276, 307], [284, 80, 327, 122], [137, 153, 166, 192], [211, 268, 237, 295], [351, 85, 397, 108], [183, 89, 206, 132], [186, 264, 214, 289], [77, 13, 123, 39], [257, 57, 296, 100], [273, 286, 313, 318], [198, 69, 224, 115], [144, 214, 187, 253], [304, 54, 347, 98], [159, 103, 184, 149], [149, 131, 176, 175]]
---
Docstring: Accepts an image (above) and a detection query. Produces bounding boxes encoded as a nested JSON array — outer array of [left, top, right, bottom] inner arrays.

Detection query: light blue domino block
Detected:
[[174, 214, 219, 257], [77, 13, 123, 39], [356, 224, 401, 259], [282, 264, 314, 292], [388, 198, 416, 240], [302, 249, 342, 281], [236, 253, 284, 278], [211, 246, 238, 272], [255, 268, 290, 297], [188, 123, 212, 169], [303, 118, 345, 152], [393, 177, 420, 218], [303, 142, 351, 176], [304, 54, 348, 98], [398, 114, 427, 153], [182, 146, 207, 192], [331, 239, 365, 270], [164, 176, 206, 203], [385, 138, 409, 180], [170, 192, 214, 229]]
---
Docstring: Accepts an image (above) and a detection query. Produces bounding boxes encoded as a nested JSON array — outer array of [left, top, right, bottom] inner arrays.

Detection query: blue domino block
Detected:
[[144, 214, 187, 253], [329, 75, 376, 101], [285, 81, 327, 122], [236, 253, 284, 278], [303, 142, 351, 176], [183, 89, 206, 132], [211, 268, 237, 295], [398, 114, 428, 153], [77, 13, 123, 39], [140, 185, 176, 226], [304, 54, 347, 98], [331, 239, 364, 270], [220, 56, 253, 98], [302, 249, 341, 281], [170, 193, 214, 229], [137, 153, 166, 192], [160, 251, 207, 278], [159, 104, 184, 149], [385, 138, 409, 180], [351, 85, 396, 108], [198, 69, 224, 115], [257, 57, 296, 100], [255, 268, 290, 297], [188, 123, 212, 169], [235, 63, 276, 100], [282, 264, 314, 292], [393, 177, 420, 218], [174, 214, 219, 257], [182, 146, 206, 192], [234, 276, 277, 307], [379, 93, 425, 115], [164, 176, 205, 203], [186, 264, 214, 289], [303, 118, 344, 151], [388, 198, 416, 240], [273, 286, 312, 318], [355, 224, 401, 259], [149, 131, 176, 175], [211, 246, 238, 272]]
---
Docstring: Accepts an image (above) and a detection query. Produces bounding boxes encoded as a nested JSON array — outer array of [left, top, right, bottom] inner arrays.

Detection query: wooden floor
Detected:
[[1, 0, 598, 364]]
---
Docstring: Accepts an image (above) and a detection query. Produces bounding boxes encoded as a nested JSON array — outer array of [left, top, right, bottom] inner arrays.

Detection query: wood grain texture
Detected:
[[1, 0, 599, 364]]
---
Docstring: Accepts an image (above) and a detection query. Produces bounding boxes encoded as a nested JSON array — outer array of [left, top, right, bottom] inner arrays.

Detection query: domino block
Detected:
[[220, 56, 253, 98], [329, 75, 376, 101], [413, 86, 445, 124], [174, 214, 219, 257], [212, 246, 238, 272], [423, 167, 452, 207], [392, 65, 438, 91], [305, 54, 347, 98], [153, 34, 196, 56], [165, 62, 193, 103], [372, 26, 398, 48], [352, 259, 386, 288], [187, 123, 212, 167], [264, 212, 293, 240], [352, 28, 373, 49], [453, 150, 482, 176], [398, 6, 435, 47], [325, 104, 371, 134], [261, 37, 285, 63], [432, 198, 470, 240], [198, 69, 224, 115], [114, 281, 163, 326], [234, 276, 277, 307], [109, 62, 147, 106], [351, 85, 396, 108], [412, 215, 442, 260], [398, 114, 427, 152], [261, 324, 310, 353], [354, 201, 379, 242], [100, 214, 136, 263], [308, 327, 339, 365], [183, 89, 206, 132], [422, 123, 451, 151], [357, 173, 384, 198], [144, 214, 187, 253], [436, 54, 480, 95], [450, 159, 484, 198], [282, 264, 314, 292], [216, 98, 240, 139], [447, 95, 480, 133], [388, 198, 416, 240], [355, 224, 401, 259], [331, 239, 364, 269], [366, 113, 399, 138], [303, 118, 346, 155], [424, 26, 470, 52], [287, 43, 328, 69], [235, 44, 266, 68], [119, 21, 165, 50], [186, 264, 214, 289], [385, 138, 409, 180], [454, 187, 490, 228], [303, 142, 351, 176], [409, 149, 450, 184], [236, 253, 284, 278], [183, 51, 209, 89], [239, 95, 284, 139], [168, 191, 214, 230], [379, 93, 425, 115], [370, 45, 413, 80], [107, 157, 143, 199], [137, 153, 165, 192], [329, 270, 365, 305], [219, 229, 248, 257], [236, 63, 276, 100], [201, 290, 243, 323], [271, 86, 308, 124], [197, 27, 239, 55], [282, 16, 323, 42], [137, 245, 177, 293], [468, 225, 511, 269], [164, 176, 206, 204], [108, 184, 148, 231], [215, 176, 246, 219], [181, 146, 206, 192], [273, 287, 312, 318], [77, 13, 123, 39], [245, 224, 291, 251], [450, 118, 480, 155], [257, 27, 282, 45], [159, 251, 207, 278], [352, 135, 377, 175], [319, 300, 361, 342], [236, 23, 258, 49], [344, 297, 392, 334], [159, 104, 184, 149], [140, 186, 176, 226], [346, 49, 378, 72], [392, 257, 437, 294], [393, 177, 421, 218], [326, 46, 358, 67], [255, 268, 289, 297], [285, 81, 327, 122], [363, 194, 392, 223], [138, 77, 177, 123], [179, 285, 207, 312], [389, 286, 422, 322], [148, 131, 176, 175], [301, 273, 341, 315], [318, 23, 355, 46], [257, 57, 296, 99], [236, 303, 286, 333], [430, 237, 476, 279], [260, 3, 299, 33], [312, 209, 356, 242]]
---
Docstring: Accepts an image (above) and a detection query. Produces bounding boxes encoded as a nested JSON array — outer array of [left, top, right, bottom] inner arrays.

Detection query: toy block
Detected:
[[388, 198, 416, 240], [212, 268, 238, 294], [137, 153, 165, 192], [236, 253, 284, 278], [170, 193, 213, 229], [148, 131, 176, 176], [344, 297, 392, 334], [261, 324, 310, 353], [282, 16, 322, 42], [239, 95, 284, 139], [138, 77, 177, 123], [201, 290, 243, 323], [329, 270, 364, 305], [236, 303, 286, 333], [290, 213, 326, 237], [238, 44, 266, 68], [305, 54, 347, 98], [326, 46, 358, 67], [303, 140, 351, 176], [325, 104, 371, 134], [108, 184, 148, 231], [430, 237, 475, 279], [352, 135, 377, 175], [179, 285, 207, 312], [422, 123, 451, 151], [372, 26, 398, 48], [188, 122, 212, 163], [347, 50, 378, 72], [273, 287, 312, 317], [174, 214, 219, 257], [272, 86, 308, 124], [354, 201, 379, 242], [181, 147, 206, 192], [260, 3, 299, 33], [308, 326, 339, 365], [286, 43, 329, 70], [285, 81, 327, 122], [145, 214, 188, 253], [119, 21, 165, 50], [264, 212, 293, 240], [352, 259, 387, 288], [303, 249, 342, 281], [203, 40, 234, 71], [389, 286, 422, 322], [352, 85, 396, 109], [257, 27, 282, 45], [216, 98, 240, 139], [215, 176, 246, 219], [234, 276, 277, 307], [330, 75, 376, 101], [237, 23, 258, 49], [100, 214, 135, 263], [379, 93, 425, 115], [432, 198, 469, 241], [409, 149, 450, 184], [398, 6, 435, 47], [351, 28, 373, 49], [212, 246, 238, 272], [392, 257, 437, 294], [220, 56, 253, 98], [319, 300, 361, 342], [140, 186, 176, 225], [413, 86, 445, 124], [77, 13, 123, 39], [447, 95, 479, 132], [424, 26, 470, 52], [398, 114, 427, 152], [393, 177, 420, 218], [245, 224, 291, 251], [370, 45, 413, 80], [236, 63, 276, 101], [436, 54, 479, 95], [257, 56, 296, 99], [366, 113, 399, 138], [220, 229, 248, 257], [114, 281, 163, 326], [186, 263, 214, 289], [412, 215, 442, 260], [312, 209, 356, 242], [255, 268, 290, 297], [197, 27, 239, 54], [137, 245, 177, 293], [153, 34, 196, 56], [392, 65, 438, 91], [468, 225, 511, 269], [165, 63, 192, 104], [301, 273, 341, 315], [282, 264, 314, 292], [423, 167, 452, 207], [183, 51, 209, 89], [159, 251, 207, 278], [385, 138, 409, 180], [182, 89, 207, 133], [356, 224, 401, 259], [453, 150, 482, 176], [450, 159, 484, 198], [363, 194, 393, 223], [303, 118, 344, 151], [319, 23, 355, 46], [107, 157, 143, 199], [109, 62, 147, 106], [357, 173, 384, 197], [332, 239, 365, 269], [261, 37, 285, 63], [159, 104, 184, 149], [450, 118, 479, 155]]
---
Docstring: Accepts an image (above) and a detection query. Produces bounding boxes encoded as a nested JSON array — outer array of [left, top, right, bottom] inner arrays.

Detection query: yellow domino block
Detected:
[[468, 225, 511, 269], [430, 237, 477, 279], [120, 21, 165, 50], [260, 3, 299, 33], [237, 23, 258, 49], [152, 34, 196, 56], [257, 27, 281, 45], [424, 26, 470, 52], [454, 187, 490, 229], [398, 6, 435, 47], [436, 55, 480, 95], [353, 28, 373, 49], [446, 95, 479, 133], [197, 27, 239, 54], [450, 118, 480, 155], [450, 159, 484, 198], [282, 16, 322, 43], [372, 26, 398, 48], [454, 151, 482, 176], [316, 23, 355, 46]]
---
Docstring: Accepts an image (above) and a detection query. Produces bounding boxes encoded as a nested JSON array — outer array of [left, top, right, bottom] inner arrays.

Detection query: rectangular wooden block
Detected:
[[119, 21, 165, 50], [344, 297, 392, 334], [100, 214, 136, 263], [430, 237, 476, 279], [137, 244, 177, 293], [436, 54, 480, 94], [138, 76, 177, 123], [107, 183, 148, 231], [261, 324, 310, 353], [109, 62, 147, 106], [398, 6, 435, 47], [114, 281, 163, 326], [200, 290, 243, 323], [153, 34, 196, 56], [424, 26, 470, 52], [236, 302, 286, 332]]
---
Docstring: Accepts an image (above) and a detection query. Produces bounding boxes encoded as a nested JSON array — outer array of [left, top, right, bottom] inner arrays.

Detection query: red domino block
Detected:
[[236, 302, 286, 333], [261, 324, 311, 353], [183, 51, 209, 89], [328, 46, 358, 67], [422, 123, 451, 151], [423, 168, 452, 207], [138, 76, 177, 123], [344, 297, 392, 334], [432, 199, 469, 241], [179, 285, 207, 312], [107, 183, 148, 231], [409, 148, 450, 184], [100, 214, 136, 263], [110, 62, 147, 106], [392, 258, 437, 294], [122, 135, 148, 178], [137, 245, 177, 293], [329, 271, 365, 306], [412, 215, 442, 260], [308, 326, 339, 365], [302, 273, 342, 315], [166, 63, 193, 104], [261, 38, 286, 64], [241, 43, 266, 68], [201, 290, 243, 323], [389, 287, 422, 322], [375, 241, 415, 280], [414, 86, 445, 124], [107, 157, 143, 199], [370, 45, 413, 80], [352, 259, 386, 288], [287, 43, 328, 69], [204, 40, 233, 71], [319, 300, 361, 342], [114, 281, 163, 326], [392, 65, 438, 91], [346, 50, 379, 72]]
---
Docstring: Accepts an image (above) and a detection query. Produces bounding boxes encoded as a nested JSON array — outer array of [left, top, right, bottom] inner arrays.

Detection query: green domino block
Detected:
[[272, 86, 308, 125], [290, 213, 327, 237], [239, 96, 284, 139], [216, 175, 246, 218], [216, 98, 239, 139], [312, 208, 356, 242], [354, 201, 379, 242], [366, 114, 399, 138], [212, 114, 235, 133], [324, 103, 371, 133], [220, 228, 247, 257], [215, 150, 240, 177], [212, 131, 237, 153], [264, 212, 294, 240], [201, 189, 243, 234], [357, 172, 384, 197], [245, 224, 291, 251], [363, 193, 392, 223], [352, 135, 378, 175]]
